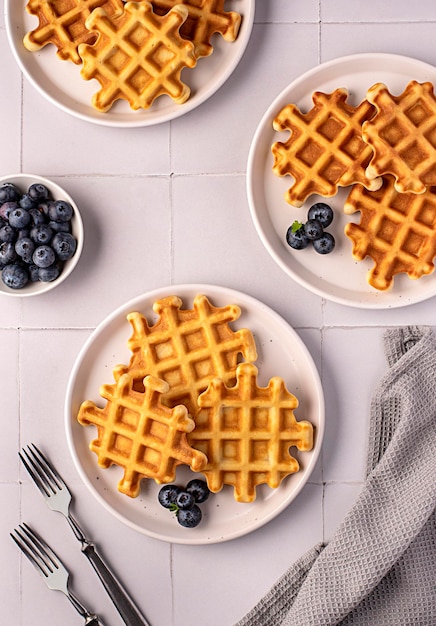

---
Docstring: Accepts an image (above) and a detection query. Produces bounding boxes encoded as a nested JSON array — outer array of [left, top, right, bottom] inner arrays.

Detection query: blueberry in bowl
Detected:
[[0, 174, 83, 297]]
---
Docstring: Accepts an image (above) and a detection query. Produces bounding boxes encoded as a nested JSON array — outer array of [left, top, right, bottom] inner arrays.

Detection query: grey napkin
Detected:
[[237, 326, 436, 626]]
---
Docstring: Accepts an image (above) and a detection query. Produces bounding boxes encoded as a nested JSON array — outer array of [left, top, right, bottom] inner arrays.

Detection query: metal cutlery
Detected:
[[11, 523, 101, 626], [19, 443, 151, 626]]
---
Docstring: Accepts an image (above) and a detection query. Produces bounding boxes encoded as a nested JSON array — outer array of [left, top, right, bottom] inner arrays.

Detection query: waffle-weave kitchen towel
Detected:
[[237, 326, 436, 626]]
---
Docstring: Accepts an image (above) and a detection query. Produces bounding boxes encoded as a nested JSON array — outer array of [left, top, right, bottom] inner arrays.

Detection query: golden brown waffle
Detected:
[[23, 0, 124, 64], [150, 0, 242, 58], [344, 175, 436, 291], [272, 88, 383, 207], [77, 370, 208, 497], [121, 294, 258, 416], [78, 1, 197, 111], [362, 81, 436, 194], [188, 362, 314, 503]]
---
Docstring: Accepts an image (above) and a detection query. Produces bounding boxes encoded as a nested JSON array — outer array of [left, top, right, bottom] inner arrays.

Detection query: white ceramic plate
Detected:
[[65, 284, 324, 544], [248, 53, 436, 308], [5, 0, 254, 127]]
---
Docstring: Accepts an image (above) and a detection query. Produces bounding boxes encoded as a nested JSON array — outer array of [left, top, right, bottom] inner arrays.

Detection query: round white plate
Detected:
[[5, 0, 254, 127], [65, 284, 324, 544], [248, 53, 436, 309]]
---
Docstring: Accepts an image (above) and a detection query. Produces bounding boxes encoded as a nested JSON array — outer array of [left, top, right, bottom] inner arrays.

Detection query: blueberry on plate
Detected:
[[286, 221, 310, 250], [28, 183, 50, 201], [52, 232, 77, 260], [0, 201, 18, 220], [48, 200, 73, 222], [186, 478, 210, 504], [175, 491, 195, 510], [0, 183, 20, 204], [307, 202, 334, 228], [0, 242, 18, 265], [158, 484, 182, 509], [313, 232, 335, 254], [177, 504, 202, 528], [9, 207, 31, 230], [15, 237, 35, 263], [304, 219, 324, 240], [30, 224, 53, 245], [2, 264, 28, 289], [0, 224, 17, 243], [38, 263, 61, 282], [33, 245, 55, 268], [19, 193, 36, 211]]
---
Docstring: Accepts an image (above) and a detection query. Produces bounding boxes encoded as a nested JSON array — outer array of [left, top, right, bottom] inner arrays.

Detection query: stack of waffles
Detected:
[[77, 295, 314, 503], [272, 81, 436, 291]]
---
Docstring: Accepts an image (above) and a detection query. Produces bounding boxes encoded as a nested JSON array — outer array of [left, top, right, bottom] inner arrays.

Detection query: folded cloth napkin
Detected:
[[237, 326, 436, 626]]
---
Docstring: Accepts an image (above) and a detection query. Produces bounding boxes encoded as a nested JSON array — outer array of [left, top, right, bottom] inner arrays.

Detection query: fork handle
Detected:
[[82, 542, 151, 626]]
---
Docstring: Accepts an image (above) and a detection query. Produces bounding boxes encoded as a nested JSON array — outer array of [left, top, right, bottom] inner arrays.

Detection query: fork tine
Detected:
[[19, 444, 64, 497], [10, 523, 57, 577]]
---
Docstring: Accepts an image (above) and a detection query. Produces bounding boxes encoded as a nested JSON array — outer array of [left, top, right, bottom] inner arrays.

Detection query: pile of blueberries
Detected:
[[286, 202, 335, 254], [0, 181, 77, 289], [158, 478, 210, 528]]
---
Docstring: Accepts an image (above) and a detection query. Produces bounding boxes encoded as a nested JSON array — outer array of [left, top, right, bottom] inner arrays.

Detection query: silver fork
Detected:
[[20, 444, 151, 626], [11, 523, 101, 625]]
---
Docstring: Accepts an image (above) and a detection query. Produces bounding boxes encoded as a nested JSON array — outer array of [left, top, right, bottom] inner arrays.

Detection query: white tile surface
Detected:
[[1, 2, 436, 625]]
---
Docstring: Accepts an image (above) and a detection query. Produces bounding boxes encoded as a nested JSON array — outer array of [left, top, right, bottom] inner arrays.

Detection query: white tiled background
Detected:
[[1, 1, 436, 625]]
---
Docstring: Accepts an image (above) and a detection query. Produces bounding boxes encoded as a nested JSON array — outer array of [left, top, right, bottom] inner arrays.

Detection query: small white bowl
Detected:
[[0, 174, 83, 297]]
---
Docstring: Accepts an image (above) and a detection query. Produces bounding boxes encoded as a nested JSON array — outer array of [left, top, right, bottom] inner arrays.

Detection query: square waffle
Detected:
[[188, 363, 314, 503], [272, 88, 382, 207], [344, 175, 436, 290], [77, 370, 207, 497], [362, 81, 436, 194]]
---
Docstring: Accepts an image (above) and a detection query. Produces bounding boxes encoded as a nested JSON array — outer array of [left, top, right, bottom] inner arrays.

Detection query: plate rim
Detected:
[[5, 0, 255, 127], [65, 283, 324, 544], [247, 52, 436, 309]]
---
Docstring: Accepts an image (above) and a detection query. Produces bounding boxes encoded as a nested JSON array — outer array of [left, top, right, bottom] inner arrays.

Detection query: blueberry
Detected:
[[28, 264, 40, 282], [158, 484, 183, 509], [33, 245, 55, 268], [38, 263, 60, 282], [0, 201, 18, 220], [0, 242, 18, 266], [15, 237, 35, 263], [307, 202, 334, 228], [19, 193, 36, 211], [286, 221, 310, 250], [49, 220, 70, 233], [176, 491, 195, 510], [48, 200, 73, 222], [0, 224, 17, 243], [186, 479, 210, 504], [29, 207, 48, 226], [177, 504, 202, 528], [30, 224, 53, 245], [9, 207, 31, 230], [51, 232, 77, 260], [304, 219, 324, 240], [2, 263, 28, 289], [28, 183, 50, 201], [0, 183, 20, 203], [313, 232, 336, 254]]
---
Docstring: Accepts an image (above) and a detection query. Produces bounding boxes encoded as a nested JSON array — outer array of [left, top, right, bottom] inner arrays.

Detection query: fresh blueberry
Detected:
[[286, 222, 310, 250], [0, 225, 17, 243], [38, 263, 60, 282], [15, 237, 35, 263], [48, 200, 73, 222], [304, 219, 324, 240], [176, 491, 195, 510], [307, 202, 334, 228], [0, 201, 18, 220], [32, 245, 55, 268], [29, 207, 48, 225], [19, 193, 36, 211], [2, 263, 28, 289], [28, 183, 50, 201], [30, 224, 53, 245], [0, 242, 18, 265], [313, 232, 336, 254], [9, 207, 31, 230], [28, 264, 40, 282], [186, 479, 210, 504], [0, 183, 20, 203], [158, 484, 182, 509], [49, 220, 70, 233], [177, 504, 202, 528], [51, 232, 77, 260]]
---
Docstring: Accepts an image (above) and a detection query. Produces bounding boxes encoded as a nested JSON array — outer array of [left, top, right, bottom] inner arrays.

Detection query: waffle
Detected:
[[120, 294, 258, 417], [272, 88, 383, 207], [362, 81, 436, 194], [344, 175, 436, 290], [77, 370, 208, 497], [23, 0, 124, 64], [150, 0, 242, 58], [78, 1, 198, 111], [188, 362, 314, 503]]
